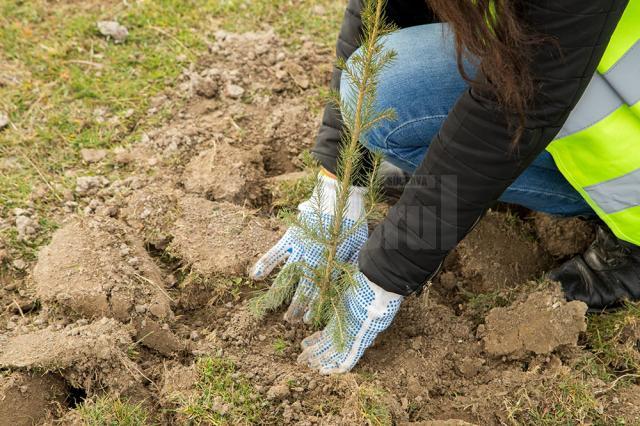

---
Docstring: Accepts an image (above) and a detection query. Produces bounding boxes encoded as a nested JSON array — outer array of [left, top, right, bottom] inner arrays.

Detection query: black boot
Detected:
[[549, 226, 640, 312]]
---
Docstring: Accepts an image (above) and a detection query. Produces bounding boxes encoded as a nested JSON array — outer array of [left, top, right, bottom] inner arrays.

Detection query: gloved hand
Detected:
[[250, 170, 368, 322], [297, 271, 403, 374]]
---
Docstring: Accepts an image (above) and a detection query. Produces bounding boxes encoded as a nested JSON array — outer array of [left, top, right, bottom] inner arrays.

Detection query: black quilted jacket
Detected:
[[311, 0, 629, 295]]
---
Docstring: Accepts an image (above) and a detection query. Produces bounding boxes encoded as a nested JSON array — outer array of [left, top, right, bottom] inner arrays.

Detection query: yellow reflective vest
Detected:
[[547, 0, 640, 245]]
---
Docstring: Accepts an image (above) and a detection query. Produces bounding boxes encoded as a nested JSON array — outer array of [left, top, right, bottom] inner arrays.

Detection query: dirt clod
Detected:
[[14, 213, 38, 241], [481, 283, 587, 357], [134, 318, 186, 356], [97, 21, 128, 43], [456, 211, 552, 292], [33, 217, 172, 321], [0, 318, 138, 392], [0, 372, 67, 426], [192, 74, 219, 98], [75, 175, 109, 197], [80, 148, 108, 163], [0, 111, 8, 130], [169, 196, 280, 276], [121, 180, 181, 248], [225, 83, 245, 99], [266, 383, 290, 400], [533, 212, 595, 257], [181, 143, 265, 204]]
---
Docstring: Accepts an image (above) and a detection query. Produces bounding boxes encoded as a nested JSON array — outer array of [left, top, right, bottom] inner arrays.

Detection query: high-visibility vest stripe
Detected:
[[557, 40, 640, 140], [606, 41, 640, 106], [546, 0, 640, 245], [584, 167, 640, 214], [555, 73, 623, 140]]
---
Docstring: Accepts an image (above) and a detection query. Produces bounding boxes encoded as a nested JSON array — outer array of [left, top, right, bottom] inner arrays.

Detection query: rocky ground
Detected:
[[2, 27, 640, 426]]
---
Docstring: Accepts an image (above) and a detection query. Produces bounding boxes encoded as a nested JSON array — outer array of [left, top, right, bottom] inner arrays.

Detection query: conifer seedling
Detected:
[[250, 0, 397, 348]]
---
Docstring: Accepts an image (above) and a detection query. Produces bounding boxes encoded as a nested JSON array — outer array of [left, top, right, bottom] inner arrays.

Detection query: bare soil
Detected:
[[1, 28, 638, 425]]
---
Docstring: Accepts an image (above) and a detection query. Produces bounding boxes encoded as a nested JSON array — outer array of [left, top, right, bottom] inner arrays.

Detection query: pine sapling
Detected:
[[250, 0, 397, 347]]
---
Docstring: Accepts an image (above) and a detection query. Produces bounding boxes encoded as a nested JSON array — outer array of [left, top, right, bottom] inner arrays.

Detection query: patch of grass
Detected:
[[355, 385, 392, 426], [462, 279, 554, 324], [460, 287, 517, 325], [584, 302, 640, 379], [504, 374, 620, 425], [180, 272, 254, 304], [76, 396, 150, 426], [272, 337, 289, 355], [176, 356, 274, 425], [466, 290, 512, 316]]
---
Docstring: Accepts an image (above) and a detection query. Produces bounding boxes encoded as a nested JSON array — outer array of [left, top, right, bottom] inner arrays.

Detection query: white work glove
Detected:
[[297, 271, 403, 374], [250, 171, 368, 322]]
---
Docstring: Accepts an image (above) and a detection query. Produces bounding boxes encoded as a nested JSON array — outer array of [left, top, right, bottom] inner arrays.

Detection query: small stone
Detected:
[[312, 5, 326, 15], [13, 208, 29, 217], [275, 69, 288, 81], [193, 76, 219, 98], [401, 397, 409, 410], [148, 303, 168, 319], [75, 176, 109, 196], [88, 199, 101, 210], [134, 304, 147, 314], [266, 384, 290, 401], [190, 330, 201, 341], [15, 215, 38, 241], [12, 259, 27, 270], [97, 21, 128, 43], [457, 357, 485, 379], [6, 320, 16, 330], [80, 148, 108, 163], [258, 334, 266, 342], [0, 111, 9, 130], [97, 205, 119, 217], [165, 274, 177, 287], [225, 84, 244, 99], [114, 148, 133, 165], [410, 337, 423, 351]]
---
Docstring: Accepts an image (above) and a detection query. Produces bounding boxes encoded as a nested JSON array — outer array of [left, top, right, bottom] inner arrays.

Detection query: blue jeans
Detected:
[[341, 24, 594, 217]]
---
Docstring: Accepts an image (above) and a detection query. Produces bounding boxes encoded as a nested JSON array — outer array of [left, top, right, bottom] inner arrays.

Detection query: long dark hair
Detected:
[[427, 0, 545, 142]]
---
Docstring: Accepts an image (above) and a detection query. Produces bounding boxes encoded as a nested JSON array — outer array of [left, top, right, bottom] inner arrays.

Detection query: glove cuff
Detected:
[[299, 173, 367, 222], [360, 272, 404, 310]]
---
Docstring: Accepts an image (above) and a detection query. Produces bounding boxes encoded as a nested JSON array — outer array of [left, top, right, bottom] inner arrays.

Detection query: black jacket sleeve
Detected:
[[359, 0, 630, 295], [311, 0, 438, 175]]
